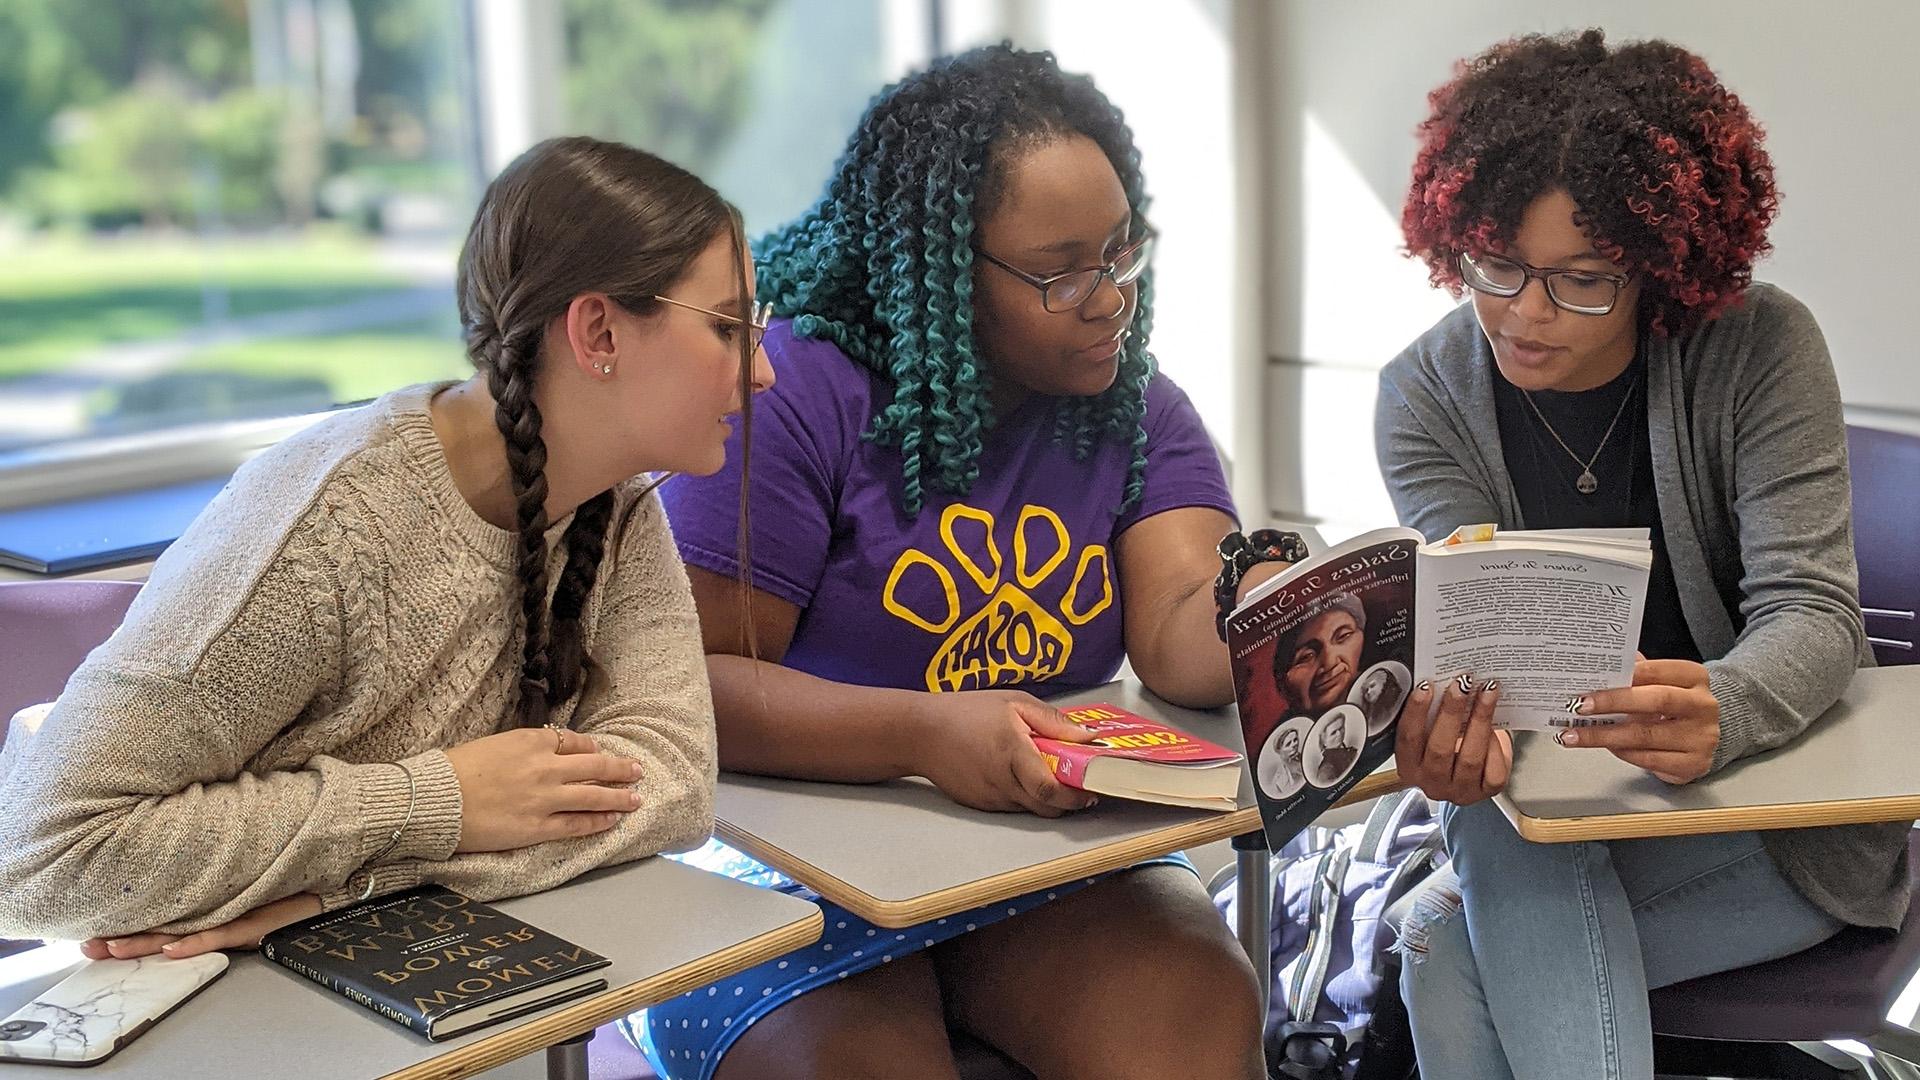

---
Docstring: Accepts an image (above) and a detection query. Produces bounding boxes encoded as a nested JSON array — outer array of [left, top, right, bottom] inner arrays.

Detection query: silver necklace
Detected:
[[1520, 374, 1639, 494]]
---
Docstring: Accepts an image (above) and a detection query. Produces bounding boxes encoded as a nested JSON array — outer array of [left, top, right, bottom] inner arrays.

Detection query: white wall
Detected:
[[706, 0, 932, 233], [1264, 1, 1920, 541]]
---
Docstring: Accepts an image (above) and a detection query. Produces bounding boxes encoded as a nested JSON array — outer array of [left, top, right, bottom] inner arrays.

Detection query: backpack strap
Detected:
[[1352, 789, 1448, 980], [1382, 829, 1446, 904], [1281, 846, 1352, 1022], [1356, 788, 1428, 864]]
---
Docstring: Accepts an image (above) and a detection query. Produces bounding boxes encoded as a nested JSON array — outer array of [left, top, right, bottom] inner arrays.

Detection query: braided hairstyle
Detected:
[[1403, 29, 1780, 337], [756, 43, 1156, 516], [456, 136, 749, 727]]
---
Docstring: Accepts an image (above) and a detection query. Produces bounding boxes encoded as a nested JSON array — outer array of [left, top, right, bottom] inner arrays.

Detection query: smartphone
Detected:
[[0, 952, 227, 1066]]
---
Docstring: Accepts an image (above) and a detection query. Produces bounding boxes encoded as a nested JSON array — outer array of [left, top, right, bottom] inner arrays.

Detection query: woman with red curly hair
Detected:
[[1375, 29, 1908, 1079]]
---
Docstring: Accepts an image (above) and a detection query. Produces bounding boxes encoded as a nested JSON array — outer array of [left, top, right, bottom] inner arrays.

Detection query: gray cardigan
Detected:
[[1374, 283, 1910, 928]]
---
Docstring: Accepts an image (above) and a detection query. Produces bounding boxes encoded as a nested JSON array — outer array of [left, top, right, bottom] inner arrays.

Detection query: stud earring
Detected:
[[597, 363, 614, 375]]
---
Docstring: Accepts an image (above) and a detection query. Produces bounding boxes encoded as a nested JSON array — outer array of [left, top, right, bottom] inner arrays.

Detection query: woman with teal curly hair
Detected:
[[752, 43, 1158, 517], [634, 44, 1271, 1080]]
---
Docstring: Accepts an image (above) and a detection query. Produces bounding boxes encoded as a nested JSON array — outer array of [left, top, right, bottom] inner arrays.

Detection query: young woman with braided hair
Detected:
[[0, 136, 772, 960], [636, 44, 1267, 1080], [1375, 31, 1908, 1079]]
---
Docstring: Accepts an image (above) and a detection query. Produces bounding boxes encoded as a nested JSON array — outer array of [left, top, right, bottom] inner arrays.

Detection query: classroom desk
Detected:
[[0, 561, 152, 585], [712, 678, 1401, 1006], [0, 857, 821, 1080], [1498, 664, 1920, 843]]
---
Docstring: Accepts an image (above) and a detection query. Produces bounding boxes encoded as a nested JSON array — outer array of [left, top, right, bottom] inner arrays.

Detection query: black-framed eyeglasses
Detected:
[[976, 224, 1156, 313], [1458, 251, 1629, 316], [653, 295, 775, 352]]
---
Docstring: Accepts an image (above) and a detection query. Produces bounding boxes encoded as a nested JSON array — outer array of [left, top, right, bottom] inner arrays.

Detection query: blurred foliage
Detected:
[[563, 0, 777, 173]]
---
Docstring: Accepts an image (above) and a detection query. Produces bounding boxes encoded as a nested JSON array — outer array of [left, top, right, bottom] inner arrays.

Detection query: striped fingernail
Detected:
[[1457, 673, 1476, 695], [1484, 680, 1500, 693], [1416, 680, 1432, 693]]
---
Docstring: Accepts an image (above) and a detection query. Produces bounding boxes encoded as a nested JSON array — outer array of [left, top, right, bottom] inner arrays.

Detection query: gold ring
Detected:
[[544, 722, 565, 753]]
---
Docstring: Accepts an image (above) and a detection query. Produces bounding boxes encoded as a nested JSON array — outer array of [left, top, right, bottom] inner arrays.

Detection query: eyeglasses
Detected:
[[653, 295, 775, 352], [976, 224, 1156, 313], [1457, 251, 1629, 316]]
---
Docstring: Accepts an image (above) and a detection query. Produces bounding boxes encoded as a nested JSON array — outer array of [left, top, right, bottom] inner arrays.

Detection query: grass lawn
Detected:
[[172, 316, 468, 404], [0, 231, 456, 380]]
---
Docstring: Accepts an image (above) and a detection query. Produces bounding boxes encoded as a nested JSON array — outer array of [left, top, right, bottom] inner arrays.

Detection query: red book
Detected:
[[1032, 702, 1243, 812]]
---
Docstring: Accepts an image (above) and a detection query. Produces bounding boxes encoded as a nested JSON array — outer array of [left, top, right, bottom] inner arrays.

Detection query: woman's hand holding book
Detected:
[[908, 691, 1102, 818], [1395, 675, 1513, 806], [1553, 660, 1720, 784]]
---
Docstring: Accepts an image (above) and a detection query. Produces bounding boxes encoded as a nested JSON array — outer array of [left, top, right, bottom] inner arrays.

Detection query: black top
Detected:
[[1492, 354, 1701, 662]]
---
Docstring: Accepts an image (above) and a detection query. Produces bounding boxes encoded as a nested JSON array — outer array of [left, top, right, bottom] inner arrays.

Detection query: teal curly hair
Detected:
[[755, 43, 1156, 516]]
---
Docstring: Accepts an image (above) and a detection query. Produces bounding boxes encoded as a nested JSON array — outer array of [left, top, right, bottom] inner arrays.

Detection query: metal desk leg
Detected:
[[546, 1029, 592, 1080], [1232, 827, 1273, 1021]]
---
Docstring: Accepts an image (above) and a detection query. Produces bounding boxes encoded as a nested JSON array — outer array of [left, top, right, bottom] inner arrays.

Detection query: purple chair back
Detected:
[[1849, 425, 1920, 666], [1650, 831, 1920, 1042], [0, 580, 142, 746]]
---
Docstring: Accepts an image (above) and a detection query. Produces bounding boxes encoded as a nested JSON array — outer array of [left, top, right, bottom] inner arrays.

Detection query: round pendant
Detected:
[[1576, 470, 1599, 494]]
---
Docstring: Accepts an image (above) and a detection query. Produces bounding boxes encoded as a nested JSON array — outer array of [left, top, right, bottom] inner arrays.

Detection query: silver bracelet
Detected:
[[358, 760, 416, 900]]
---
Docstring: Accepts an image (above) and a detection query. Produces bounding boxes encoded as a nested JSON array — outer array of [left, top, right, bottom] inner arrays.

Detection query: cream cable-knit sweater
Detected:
[[0, 382, 717, 940]]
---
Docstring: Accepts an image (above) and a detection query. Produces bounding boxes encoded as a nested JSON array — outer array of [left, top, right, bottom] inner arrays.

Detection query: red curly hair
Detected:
[[1402, 29, 1778, 336]]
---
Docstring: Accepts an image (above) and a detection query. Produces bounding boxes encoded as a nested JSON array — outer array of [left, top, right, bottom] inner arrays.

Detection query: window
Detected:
[[559, 0, 925, 234], [0, 0, 931, 469], [0, 0, 481, 459]]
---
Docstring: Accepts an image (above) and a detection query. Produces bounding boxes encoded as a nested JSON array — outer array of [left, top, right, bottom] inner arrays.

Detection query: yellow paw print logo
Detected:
[[883, 503, 1114, 692]]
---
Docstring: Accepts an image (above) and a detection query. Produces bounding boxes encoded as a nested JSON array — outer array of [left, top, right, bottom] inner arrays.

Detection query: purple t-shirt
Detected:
[[660, 321, 1235, 696]]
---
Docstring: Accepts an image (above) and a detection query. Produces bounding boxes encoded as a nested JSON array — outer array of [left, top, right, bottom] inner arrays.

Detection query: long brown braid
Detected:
[[455, 136, 750, 727]]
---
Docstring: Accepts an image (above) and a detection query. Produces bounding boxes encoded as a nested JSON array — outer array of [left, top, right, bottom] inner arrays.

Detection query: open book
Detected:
[[1225, 524, 1651, 845]]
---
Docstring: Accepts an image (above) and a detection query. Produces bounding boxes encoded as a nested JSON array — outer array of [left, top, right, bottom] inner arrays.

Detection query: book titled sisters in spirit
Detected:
[[1226, 524, 1652, 848], [260, 886, 610, 1040]]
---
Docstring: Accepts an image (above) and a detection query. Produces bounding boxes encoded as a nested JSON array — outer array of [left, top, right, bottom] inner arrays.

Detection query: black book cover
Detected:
[[260, 885, 611, 1040], [1228, 530, 1420, 849]]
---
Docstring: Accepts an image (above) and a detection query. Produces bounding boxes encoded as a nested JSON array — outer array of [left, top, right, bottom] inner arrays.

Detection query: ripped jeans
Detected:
[[1398, 799, 1844, 1080]]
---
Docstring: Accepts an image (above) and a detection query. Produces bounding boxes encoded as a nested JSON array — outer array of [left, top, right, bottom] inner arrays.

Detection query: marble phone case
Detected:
[[0, 953, 228, 1065]]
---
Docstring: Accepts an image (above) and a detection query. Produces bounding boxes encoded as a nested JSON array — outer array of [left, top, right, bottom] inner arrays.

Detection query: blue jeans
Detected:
[[1400, 799, 1844, 1080]]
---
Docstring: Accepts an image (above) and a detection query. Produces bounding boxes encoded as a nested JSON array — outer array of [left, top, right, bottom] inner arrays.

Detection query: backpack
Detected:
[[1211, 789, 1446, 1080]]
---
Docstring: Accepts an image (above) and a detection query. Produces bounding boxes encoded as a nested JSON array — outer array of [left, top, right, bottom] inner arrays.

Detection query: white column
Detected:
[[470, 0, 567, 174]]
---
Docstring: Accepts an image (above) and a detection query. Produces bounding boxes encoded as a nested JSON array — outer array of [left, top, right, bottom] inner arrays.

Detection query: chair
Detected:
[[0, 579, 142, 750], [1645, 831, 1920, 1078], [1375, 838, 1920, 1080], [1849, 425, 1920, 668], [1638, 428, 1920, 1076], [0, 580, 142, 958]]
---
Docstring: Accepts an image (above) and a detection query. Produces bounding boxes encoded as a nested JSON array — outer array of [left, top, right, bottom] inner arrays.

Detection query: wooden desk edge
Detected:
[[717, 768, 1405, 929], [379, 906, 825, 1080], [1506, 792, 1920, 844]]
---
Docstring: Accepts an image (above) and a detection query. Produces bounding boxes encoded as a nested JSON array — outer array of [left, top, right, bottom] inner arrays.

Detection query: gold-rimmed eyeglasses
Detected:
[[653, 295, 775, 352]]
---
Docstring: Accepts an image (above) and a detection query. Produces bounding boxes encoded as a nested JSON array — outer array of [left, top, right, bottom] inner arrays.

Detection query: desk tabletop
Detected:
[[713, 679, 1402, 927], [0, 857, 821, 1080], [1499, 665, 1920, 842]]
